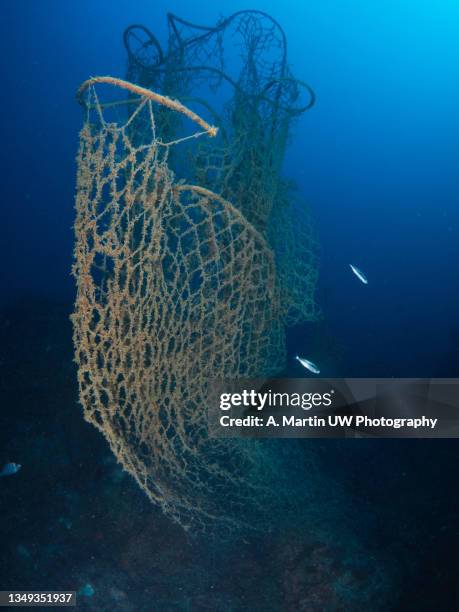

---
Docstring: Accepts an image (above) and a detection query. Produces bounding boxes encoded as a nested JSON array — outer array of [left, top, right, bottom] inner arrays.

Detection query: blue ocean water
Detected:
[[1, 1, 458, 610]]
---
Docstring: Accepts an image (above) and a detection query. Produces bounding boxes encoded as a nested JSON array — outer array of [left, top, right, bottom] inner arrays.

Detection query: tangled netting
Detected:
[[72, 12, 321, 533], [124, 11, 321, 325], [72, 76, 297, 532]]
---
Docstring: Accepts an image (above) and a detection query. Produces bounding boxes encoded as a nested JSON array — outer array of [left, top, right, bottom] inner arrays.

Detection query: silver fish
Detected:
[[295, 355, 320, 375], [349, 264, 368, 285], [0, 462, 21, 477]]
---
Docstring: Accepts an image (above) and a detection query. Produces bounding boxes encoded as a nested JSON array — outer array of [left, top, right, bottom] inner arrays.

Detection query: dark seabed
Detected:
[[1, 299, 458, 610]]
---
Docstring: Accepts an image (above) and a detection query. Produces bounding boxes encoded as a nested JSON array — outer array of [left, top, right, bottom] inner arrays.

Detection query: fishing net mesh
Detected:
[[72, 11, 321, 533], [124, 10, 321, 325], [72, 78, 286, 532]]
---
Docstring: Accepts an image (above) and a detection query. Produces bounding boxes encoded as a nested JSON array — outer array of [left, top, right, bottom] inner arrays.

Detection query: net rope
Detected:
[[72, 77, 289, 532], [123, 10, 321, 325]]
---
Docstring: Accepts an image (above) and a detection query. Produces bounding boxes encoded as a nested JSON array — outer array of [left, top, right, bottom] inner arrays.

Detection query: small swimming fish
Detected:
[[295, 355, 320, 375], [349, 264, 368, 285], [0, 462, 21, 477]]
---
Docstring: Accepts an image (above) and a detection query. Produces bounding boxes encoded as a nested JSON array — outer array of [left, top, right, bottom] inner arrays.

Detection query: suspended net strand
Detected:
[[72, 77, 287, 533], [73, 11, 321, 535], [77, 76, 218, 137], [121, 13, 320, 327], [124, 11, 315, 115], [268, 190, 322, 325]]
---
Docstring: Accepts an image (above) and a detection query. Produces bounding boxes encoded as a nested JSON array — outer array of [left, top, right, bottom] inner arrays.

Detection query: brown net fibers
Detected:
[[72, 77, 290, 532], [123, 10, 321, 326]]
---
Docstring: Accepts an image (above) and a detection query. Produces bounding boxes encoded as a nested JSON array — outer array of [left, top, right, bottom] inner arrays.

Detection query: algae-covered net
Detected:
[[124, 10, 321, 325], [72, 13, 322, 535], [72, 76, 291, 532]]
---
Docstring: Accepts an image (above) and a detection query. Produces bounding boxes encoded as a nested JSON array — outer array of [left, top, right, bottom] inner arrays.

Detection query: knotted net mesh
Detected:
[[72, 13, 322, 534], [72, 77, 289, 532], [124, 11, 321, 325]]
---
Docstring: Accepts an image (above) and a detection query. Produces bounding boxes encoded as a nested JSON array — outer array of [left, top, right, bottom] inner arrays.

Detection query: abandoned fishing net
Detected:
[[72, 12, 323, 534], [71, 76, 299, 533], [123, 11, 321, 325]]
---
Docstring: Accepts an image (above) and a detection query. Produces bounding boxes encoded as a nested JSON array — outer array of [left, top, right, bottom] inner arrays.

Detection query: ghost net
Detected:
[[124, 11, 321, 325], [72, 11, 321, 533], [72, 76, 288, 533]]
